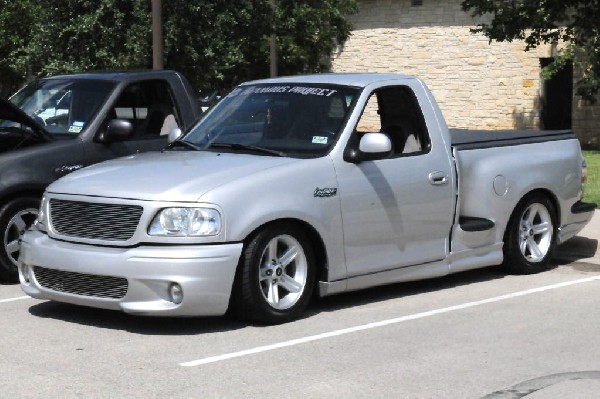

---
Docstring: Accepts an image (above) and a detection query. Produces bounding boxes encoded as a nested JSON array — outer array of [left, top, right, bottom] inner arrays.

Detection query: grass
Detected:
[[583, 151, 600, 206]]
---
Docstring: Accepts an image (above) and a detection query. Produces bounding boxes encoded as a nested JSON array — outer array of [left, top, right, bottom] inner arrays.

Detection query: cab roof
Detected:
[[244, 73, 417, 88]]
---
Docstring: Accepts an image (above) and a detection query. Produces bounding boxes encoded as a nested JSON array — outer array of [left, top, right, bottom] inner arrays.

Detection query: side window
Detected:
[[356, 94, 381, 133], [354, 86, 430, 156], [107, 80, 180, 140]]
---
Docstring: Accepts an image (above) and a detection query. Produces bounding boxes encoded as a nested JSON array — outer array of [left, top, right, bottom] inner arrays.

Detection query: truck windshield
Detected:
[[7, 79, 116, 135], [183, 83, 359, 157]]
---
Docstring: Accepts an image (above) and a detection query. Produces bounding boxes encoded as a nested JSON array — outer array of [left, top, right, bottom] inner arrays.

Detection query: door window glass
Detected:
[[105, 80, 180, 140], [354, 86, 430, 156]]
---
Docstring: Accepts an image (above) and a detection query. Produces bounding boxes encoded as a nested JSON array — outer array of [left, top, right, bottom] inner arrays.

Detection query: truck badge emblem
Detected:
[[314, 187, 337, 197], [55, 164, 83, 174]]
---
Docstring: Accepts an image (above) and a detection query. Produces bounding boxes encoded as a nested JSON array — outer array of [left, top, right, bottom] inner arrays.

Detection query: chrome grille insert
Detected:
[[49, 199, 143, 241], [33, 266, 128, 299]]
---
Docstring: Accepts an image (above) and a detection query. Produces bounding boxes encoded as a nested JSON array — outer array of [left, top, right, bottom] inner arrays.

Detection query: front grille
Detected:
[[49, 199, 143, 241], [34, 266, 128, 299]]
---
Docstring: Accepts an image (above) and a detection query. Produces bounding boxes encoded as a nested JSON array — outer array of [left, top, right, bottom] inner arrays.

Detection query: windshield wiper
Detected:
[[165, 139, 202, 151], [209, 142, 286, 157]]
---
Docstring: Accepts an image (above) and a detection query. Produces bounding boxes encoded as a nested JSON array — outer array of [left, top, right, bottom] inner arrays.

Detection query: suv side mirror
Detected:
[[97, 119, 133, 143], [344, 132, 392, 163]]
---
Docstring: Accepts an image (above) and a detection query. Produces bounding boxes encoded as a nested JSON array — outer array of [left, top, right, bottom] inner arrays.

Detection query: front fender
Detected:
[[199, 155, 347, 282]]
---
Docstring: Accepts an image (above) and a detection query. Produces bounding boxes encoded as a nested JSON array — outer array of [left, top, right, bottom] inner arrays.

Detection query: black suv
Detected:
[[0, 70, 202, 282]]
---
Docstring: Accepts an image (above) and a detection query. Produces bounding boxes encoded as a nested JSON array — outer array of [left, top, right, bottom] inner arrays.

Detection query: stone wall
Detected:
[[332, 0, 598, 147]]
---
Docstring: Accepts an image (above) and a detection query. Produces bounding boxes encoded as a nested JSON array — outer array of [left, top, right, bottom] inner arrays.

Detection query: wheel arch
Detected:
[[0, 189, 44, 282], [242, 218, 329, 286], [0, 188, 45, 208], [503, 188, 560, 242]]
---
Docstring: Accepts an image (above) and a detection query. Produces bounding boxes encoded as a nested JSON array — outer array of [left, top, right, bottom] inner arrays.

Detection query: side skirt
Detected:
[[318, 244, 504, 297]]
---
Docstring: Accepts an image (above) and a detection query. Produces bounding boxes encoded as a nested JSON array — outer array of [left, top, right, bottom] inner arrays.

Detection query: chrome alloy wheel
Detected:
[[4, 207, 38, 267], [518, 202, 553, 263], [258, 234, 308, 310]]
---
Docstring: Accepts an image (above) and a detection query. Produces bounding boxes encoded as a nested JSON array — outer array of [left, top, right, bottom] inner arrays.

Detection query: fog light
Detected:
[[21, 264, 31, 284], [169, 283, 183, 304]]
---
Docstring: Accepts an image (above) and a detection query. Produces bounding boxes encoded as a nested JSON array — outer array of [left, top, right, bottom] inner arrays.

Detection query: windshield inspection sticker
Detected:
[[312, 136, 328, 144], [68, 121, 84, 133]]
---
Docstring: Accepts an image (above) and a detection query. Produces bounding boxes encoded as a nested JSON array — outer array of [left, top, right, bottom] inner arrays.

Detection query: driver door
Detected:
[[85, 80, 178, 163], [336, 84, 455, 277]]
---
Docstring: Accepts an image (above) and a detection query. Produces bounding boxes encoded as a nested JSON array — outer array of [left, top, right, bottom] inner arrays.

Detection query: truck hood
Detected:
[[47, 150, 299, 202], [0, 98, 52, 153], [0, 98, 50, 137]]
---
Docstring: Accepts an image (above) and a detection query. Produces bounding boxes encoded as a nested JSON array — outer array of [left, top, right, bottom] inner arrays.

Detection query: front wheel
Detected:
[[0, 197, 40, 283], [503, 194, 557, 274], [231, 224, 316, 324]]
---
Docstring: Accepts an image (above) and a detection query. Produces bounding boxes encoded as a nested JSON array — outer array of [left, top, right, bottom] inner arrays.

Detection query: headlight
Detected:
[[148, 207, 221, 236], [34, 195, 48, 232]]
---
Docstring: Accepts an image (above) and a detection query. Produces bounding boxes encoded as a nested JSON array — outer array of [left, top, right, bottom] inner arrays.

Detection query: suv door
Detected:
[[87, 79, 180, 161]]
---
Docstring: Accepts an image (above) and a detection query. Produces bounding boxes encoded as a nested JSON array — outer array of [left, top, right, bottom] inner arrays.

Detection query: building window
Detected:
[[411, 0, 423, 6]]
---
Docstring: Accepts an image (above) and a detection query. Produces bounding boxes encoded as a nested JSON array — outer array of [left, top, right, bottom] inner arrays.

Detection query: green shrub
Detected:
[[583, 151, 600, 206]]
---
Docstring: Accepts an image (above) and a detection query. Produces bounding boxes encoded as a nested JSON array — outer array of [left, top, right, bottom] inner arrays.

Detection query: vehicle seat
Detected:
[[140, 103, 176, 136], [385, 124, 421, 154]]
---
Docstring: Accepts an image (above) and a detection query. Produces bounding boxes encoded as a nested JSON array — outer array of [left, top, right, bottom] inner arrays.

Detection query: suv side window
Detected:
[[355, 86, 431, 156], [106, 80, 180, 139]]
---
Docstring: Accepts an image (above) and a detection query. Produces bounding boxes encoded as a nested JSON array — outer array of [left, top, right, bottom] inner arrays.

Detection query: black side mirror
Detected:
[[97, 119, 133, 143]]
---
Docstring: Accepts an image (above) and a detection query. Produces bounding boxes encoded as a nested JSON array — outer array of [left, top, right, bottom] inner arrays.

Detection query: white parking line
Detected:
[[0, 296, 30, 304], [180, 275, 600, 367]]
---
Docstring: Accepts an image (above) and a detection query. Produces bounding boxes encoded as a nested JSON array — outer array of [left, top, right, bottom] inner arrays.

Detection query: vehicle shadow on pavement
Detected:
[[308, 264, 508, 315], [555, 236, 599, 264], [27, 301, 247, 335], [26, 265, 509, 332], [26, 258, 574, 331]]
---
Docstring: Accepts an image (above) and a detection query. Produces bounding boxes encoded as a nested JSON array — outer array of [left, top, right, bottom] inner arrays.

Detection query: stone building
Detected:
[[331, 0, 599, 148]]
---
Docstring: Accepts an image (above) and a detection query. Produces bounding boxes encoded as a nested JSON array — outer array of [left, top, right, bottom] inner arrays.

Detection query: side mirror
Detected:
[[168, 127, 182, 143], [344, 132, 392, 163], [97, 119, 133, 143]]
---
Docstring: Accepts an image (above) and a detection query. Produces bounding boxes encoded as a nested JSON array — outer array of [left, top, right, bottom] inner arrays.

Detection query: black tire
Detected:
[[503, 194, 557, 274], [0, 197, 40, 283], [230, 224, 316, 324]]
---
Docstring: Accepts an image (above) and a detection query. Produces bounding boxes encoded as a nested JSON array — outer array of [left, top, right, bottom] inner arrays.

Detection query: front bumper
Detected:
[[18, 230, 243, 316]]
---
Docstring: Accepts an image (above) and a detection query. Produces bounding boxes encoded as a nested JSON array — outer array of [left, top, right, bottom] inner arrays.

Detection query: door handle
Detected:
[[428, 171, 448, 185]]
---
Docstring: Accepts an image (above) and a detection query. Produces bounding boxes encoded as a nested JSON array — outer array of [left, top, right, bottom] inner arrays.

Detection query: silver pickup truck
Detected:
[[18, 73, 595, 324]]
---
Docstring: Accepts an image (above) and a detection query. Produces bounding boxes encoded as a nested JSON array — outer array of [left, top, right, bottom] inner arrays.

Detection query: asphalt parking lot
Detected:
[[1, 216, 599, 398]]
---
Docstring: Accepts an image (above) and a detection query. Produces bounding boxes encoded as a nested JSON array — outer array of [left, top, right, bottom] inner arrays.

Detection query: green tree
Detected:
[[0, 0, 357, 97], [274, 1, 357, 76], [19, 0, 151, 75], [0, 0, 39, 96], [162, 0, 358, 91], [461, 0, 600, 103], [162, 1, 272, 91]]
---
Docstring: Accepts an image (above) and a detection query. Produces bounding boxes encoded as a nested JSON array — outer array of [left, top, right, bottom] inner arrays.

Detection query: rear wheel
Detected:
[[231, 224, 315, 324], [503, 194, 557, 274], [0, 197, 39, 283]]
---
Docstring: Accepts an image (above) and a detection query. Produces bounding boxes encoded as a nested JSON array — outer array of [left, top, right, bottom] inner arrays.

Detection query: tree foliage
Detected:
[[0, 0, 39, 95], [461, 0, 600, 103], [0, 0, 357, 97]]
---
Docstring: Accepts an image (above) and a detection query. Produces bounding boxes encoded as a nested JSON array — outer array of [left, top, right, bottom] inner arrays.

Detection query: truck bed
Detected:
[[449, 129, 575, 150]]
